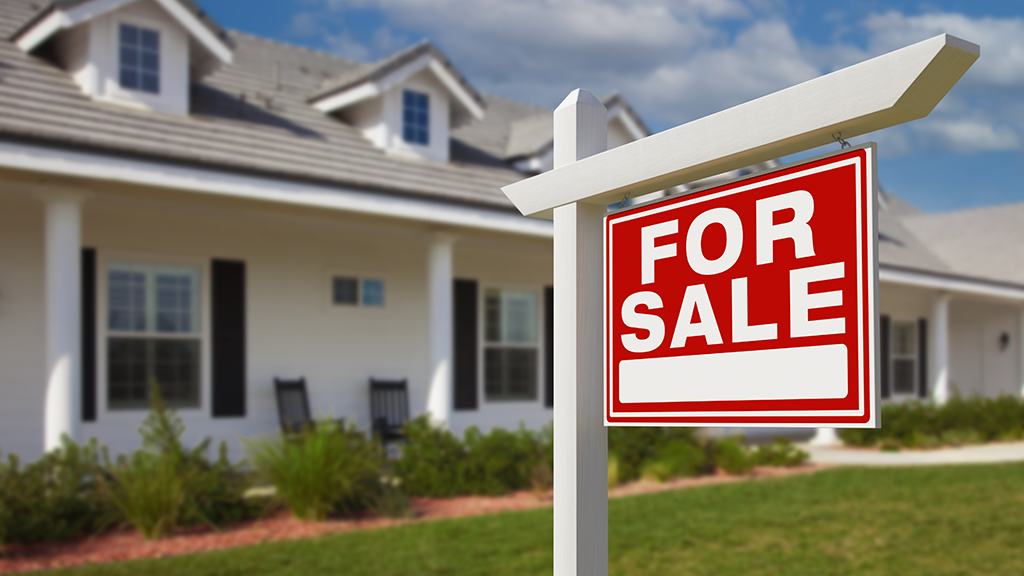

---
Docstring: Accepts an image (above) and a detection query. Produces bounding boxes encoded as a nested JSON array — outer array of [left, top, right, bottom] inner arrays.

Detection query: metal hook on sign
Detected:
[[833, 132, 851, 149], [619, 191, 632, 209]]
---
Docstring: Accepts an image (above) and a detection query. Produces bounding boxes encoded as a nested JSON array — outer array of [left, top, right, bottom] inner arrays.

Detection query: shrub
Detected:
[[244, 420, 381, 521], [608, 427, 702, 483], [368, 473, 413, 520], [393, 417, 467, 497], [640, 460, 673, 483], [752, 438, 809, 468], [656, 442, 707, 478], [839, 395, 1024, 449], [0, 437, 113, 544], [103, 385, 257, 538], [712, 437, 755, 475], [462, 425, 543, 496]]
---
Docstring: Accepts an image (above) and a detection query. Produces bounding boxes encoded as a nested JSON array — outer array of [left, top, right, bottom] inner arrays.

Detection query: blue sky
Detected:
[[198, 0, 1023, 214]]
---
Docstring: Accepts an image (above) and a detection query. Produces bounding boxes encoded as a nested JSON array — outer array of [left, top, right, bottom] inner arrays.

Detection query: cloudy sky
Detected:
[[199, 0, 1023, 213]]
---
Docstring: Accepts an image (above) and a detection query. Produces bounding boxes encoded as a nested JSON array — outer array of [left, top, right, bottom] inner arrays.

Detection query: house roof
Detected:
[[12, 0, 234, 62], [902, 202, 1024, 286], [309, 40, 485, 111], [0, 0, 524, 211]]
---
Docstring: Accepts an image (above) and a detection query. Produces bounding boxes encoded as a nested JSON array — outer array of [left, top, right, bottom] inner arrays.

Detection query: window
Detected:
[[332, 277, 385, 307], [890, 320, 917, 395], [119, 23, 160, 94], [483, 288, 539, 401], [402, 90, 429, 145], [107, 262, 200, 409]]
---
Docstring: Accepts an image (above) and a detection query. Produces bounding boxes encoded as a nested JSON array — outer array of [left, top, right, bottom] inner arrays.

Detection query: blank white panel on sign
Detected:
[[618, 344, 849, 403]]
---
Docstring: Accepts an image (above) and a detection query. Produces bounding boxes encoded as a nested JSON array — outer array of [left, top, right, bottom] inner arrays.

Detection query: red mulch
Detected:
[[0, 464, 824, 574]]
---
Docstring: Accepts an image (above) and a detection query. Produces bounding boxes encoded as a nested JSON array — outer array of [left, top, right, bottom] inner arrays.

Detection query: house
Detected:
[[0, 0, 1020, 462]]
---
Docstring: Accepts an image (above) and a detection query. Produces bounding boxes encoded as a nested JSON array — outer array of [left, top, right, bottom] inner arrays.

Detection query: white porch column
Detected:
[[553, 90, 607, 576], [932, 293, 951, 405], [425, 233, 455, 427], [38, 191, 86, 453], [809, 427, 840, 446]]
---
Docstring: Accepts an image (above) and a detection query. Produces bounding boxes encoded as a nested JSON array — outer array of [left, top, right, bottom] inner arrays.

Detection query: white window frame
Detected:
[[889, 318, 919, 399], [97, 251, 210, 416], [325, 269, 388, 309], [106, 13, 176, 110], [479, 284, 543, 404]]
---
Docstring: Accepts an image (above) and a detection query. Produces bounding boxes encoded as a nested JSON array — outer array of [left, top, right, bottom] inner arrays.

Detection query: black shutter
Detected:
[[880, 315, 890, 399], [81, 248, 96, 422], [544, 285, 554, 408], [453, 279, 478, 410], [212, 259, 246, 418], [918, 318, 928, 399]]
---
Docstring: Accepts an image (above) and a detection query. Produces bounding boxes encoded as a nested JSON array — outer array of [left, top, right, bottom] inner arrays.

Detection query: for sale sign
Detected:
[[604, 145, 878, 427]]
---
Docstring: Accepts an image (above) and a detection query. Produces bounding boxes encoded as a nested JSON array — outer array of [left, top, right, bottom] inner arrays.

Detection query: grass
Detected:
[[41, 463, 1024, 576]]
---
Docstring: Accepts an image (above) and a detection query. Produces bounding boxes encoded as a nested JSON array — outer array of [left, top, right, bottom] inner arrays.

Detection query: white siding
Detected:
[[950, 299, 1021, 398], [0, 193, 46, 462]]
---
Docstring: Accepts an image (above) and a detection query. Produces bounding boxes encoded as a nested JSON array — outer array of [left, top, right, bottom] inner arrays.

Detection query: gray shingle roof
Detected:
[[902, 202, 1024, 286], [11, 0, 235, 50], [309, 40, 484, 110], [0, 0, 524, 211]]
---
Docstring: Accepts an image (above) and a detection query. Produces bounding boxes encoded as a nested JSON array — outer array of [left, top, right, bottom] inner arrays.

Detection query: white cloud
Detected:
[[303, 1, 1024, 155]]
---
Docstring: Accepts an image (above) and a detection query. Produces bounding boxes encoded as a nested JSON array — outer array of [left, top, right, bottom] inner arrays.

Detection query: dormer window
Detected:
[[402, 90, 430, 145], [119, 24, 160, 94]]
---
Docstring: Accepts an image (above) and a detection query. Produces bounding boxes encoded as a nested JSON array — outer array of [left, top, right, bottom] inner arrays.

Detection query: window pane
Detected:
[[140, 29, 159, 50], [108, 338, 149, 409], [155, 271, 197, 333], [120, 47, 138, 68], [108, 268, 146, 332], [892, 322, 916, 356], [401, 90, 429, 145], [362, 279, 385, 306], [141, 73, 159, 94], [484, 289, 501, 342], [893, 358, 916, 394], [108, 338, 199, 409], [120, 69, 138, 90], [153, 339, 200, 408], [120, 24, 138, 46], [502, 291, 538, 344], [484, 348, 538, 401], [333, 277, 358, 305], [141, 51, 159, 72]]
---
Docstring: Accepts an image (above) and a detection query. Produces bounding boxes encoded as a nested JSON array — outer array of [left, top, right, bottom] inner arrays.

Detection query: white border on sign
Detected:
[[604, 145, 877, 426]]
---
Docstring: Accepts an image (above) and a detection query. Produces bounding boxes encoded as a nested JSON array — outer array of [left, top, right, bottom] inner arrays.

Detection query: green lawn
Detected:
[[46, 463, 1024, 576]]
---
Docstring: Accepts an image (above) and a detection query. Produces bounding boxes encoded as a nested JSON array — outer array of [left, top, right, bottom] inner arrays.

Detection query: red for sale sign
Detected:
[[604, 146, 878, 427]]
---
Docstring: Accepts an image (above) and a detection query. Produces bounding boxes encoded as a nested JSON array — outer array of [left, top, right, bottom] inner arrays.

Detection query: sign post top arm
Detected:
[[502, 33, 978, 219]]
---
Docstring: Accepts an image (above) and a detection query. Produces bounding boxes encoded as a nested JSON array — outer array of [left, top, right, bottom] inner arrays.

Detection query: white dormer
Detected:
[[13, 0, 233, 116], [310, 42, 485, 164]]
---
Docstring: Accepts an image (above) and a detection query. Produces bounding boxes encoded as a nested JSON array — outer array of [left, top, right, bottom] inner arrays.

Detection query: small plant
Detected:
[[529, 462, 553, 497], [713, 437, 755, 475], [102, 384, 256, 539], [0, 438, 113, 544], [608, 427, 702, 483], [369, 475, 414, 520], [640, 460, 673, 483], [879, 438, 901, 452], [244, 419, 382, 521], [752, 438, 809, 468], [657, 442, 707, 478]]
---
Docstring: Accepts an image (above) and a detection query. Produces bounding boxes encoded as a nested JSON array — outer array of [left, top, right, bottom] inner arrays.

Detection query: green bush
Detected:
[[713, 437, 755, 475], [608, 455, 620, 489], [462, 425, 543, 496], [393, 417, 468, 497], [656, 442, 707, 478], [0, 437, 113, 544], [839, 395, 1024, 449], [103, 385, 258, 539], [607, 427, 703, 483], [244, 420, 381, 521], [752, 438, 809, 467]]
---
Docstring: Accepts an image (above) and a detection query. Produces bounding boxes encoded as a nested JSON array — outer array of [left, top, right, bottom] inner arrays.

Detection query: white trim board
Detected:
[[880, 266, 1024, 302], [0, 140, 553, 238]]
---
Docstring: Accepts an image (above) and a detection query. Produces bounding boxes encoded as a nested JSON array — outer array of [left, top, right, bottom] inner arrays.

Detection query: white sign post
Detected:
[[503, 34, 978, 576]]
